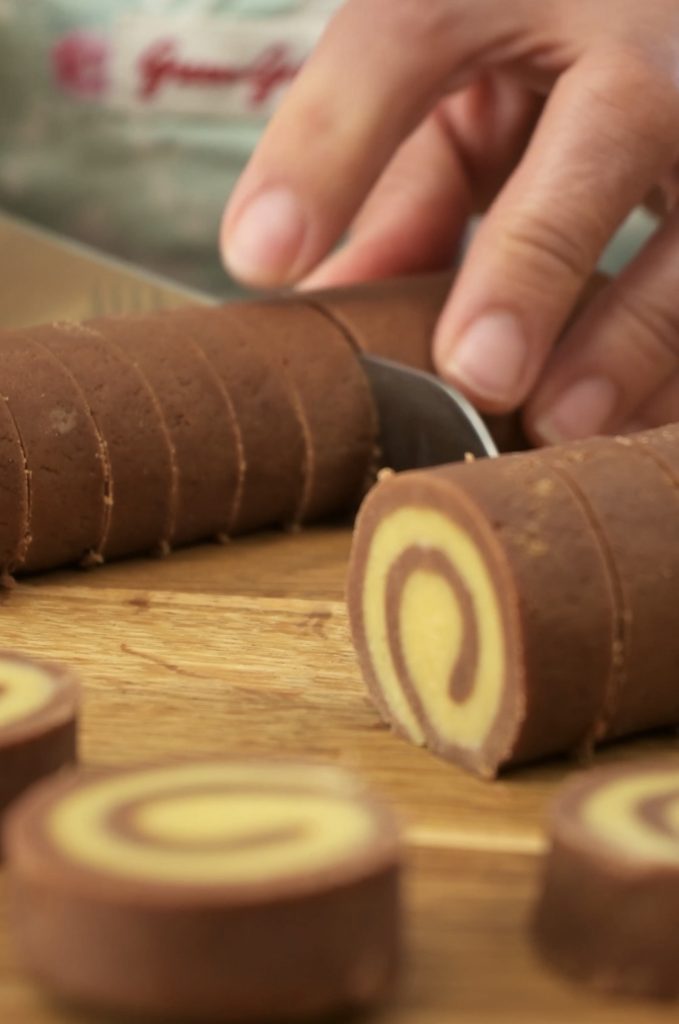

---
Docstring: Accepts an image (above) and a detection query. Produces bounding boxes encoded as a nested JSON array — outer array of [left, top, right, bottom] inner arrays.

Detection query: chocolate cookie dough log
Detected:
[[348, 453, 616, 777], [540, 436, 679, 743], [172, 306, 301, 533], [0, 654, 78, 828], [37, 322, 174, 560], [0, 330, 106, 572], [0, 395, 29, 580], [5, 760, 401, 1021], [90, 313, 240, 547], [628, 422, 679, 482], [225, 299, 378, 524], [304, 272, 451, 372], [534, 761, 679, 999]]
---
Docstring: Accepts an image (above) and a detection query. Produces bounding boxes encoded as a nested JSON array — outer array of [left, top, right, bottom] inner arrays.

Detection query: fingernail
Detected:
[[444, 312, 528, 403], [223, 187, 306, 285], [535, 376, 618, 444]]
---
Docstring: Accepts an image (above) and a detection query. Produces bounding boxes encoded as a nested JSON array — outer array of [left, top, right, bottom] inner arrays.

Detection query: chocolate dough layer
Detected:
[[0, 397, 29, 577], [0, 331, 106, 572], [173, 306, 303, 533], [38, 323, 174, 560], [305, 272, 451, 371], [91, 313, 240, 547], [225, 299, 378, 523], [542, 437, 679, 742]]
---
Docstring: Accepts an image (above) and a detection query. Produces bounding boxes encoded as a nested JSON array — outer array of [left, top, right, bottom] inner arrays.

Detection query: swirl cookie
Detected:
[[348, 454, 616, 777], [534, 762, 679, 999], [0, 654, 78, 824], [5, 760, 401, 1021]]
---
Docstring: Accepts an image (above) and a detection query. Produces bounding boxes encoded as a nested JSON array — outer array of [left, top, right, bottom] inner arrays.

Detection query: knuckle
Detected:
[[583, 46, 679, 156], [498, 213, 592, 286], [363, 0, 453, 50], [614, 291, 679, 370]]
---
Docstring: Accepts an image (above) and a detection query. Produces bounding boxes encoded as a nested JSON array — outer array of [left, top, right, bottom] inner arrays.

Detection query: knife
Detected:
[[1, 212, 498, 469], [360, 354, 497, 468]]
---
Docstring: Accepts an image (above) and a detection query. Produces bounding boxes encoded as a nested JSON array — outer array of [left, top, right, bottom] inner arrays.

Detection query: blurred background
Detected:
[[0, 0, 657, 299]]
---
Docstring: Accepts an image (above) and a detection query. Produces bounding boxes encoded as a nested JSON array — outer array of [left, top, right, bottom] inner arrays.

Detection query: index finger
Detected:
[[220, 0, 549, 286]]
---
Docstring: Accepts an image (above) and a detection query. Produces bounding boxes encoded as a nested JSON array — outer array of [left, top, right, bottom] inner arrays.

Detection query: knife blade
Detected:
[[360, 354, 498, 469]]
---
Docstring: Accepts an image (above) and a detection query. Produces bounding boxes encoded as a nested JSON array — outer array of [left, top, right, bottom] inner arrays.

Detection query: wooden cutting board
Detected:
[[0, 527, 678, 1024]]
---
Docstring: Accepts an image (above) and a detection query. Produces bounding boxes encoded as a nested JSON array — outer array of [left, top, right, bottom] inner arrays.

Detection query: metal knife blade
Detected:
[[360, 353, 498, 470]]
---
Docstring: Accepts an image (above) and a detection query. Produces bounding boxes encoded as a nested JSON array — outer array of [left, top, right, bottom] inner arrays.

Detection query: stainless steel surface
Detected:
[[360, 354, 498, 469]]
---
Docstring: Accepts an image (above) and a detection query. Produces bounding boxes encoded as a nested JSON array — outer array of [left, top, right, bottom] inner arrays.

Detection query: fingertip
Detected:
[[526, 375, 619, 445], [433, 308, 531, 414], [220, 186, 309, 287]]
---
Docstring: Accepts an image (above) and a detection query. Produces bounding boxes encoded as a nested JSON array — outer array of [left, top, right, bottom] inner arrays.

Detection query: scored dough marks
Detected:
[[212, 299, 377, 526], [0, 395, 29, 578], [91, 314, 241, 547], [0, 331, 107, 572], [542, 438, 679, 741], [173, 307, 303, 535], [35, 322, 174, 561]]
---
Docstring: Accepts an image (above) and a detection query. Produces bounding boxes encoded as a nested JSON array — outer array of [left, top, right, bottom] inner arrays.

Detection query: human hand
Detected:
[[220, 0, 679, 442]]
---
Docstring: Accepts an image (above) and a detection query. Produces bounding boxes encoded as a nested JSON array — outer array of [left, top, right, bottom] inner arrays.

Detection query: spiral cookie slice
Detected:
[[5, 760, 401, 1021], [0, 654, 78, 826], [348, 455, 616, 777], [534, 761, 679, 998]]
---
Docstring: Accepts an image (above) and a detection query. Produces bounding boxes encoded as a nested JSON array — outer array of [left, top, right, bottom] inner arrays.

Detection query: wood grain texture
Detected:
[[1, 527, 678, 1022]]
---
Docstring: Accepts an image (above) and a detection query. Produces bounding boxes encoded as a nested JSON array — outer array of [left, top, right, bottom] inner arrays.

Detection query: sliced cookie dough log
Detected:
[[0, 330, 106, 572], [540, 436, 679, 743], [534, 761, 679, 999], [627, 422, 679, 482], [90, 313, 240, 547], [0, 395, 29, 580], [304, 272, 451, 372], [86, 316, 178, 555], [222, 299, 378, 524], [347, 453, 615, 777], [5, 760, 401, 1022], [171, 306, 300, 533], [37, 322, 174, 560], [0, 653, 78, 830]]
